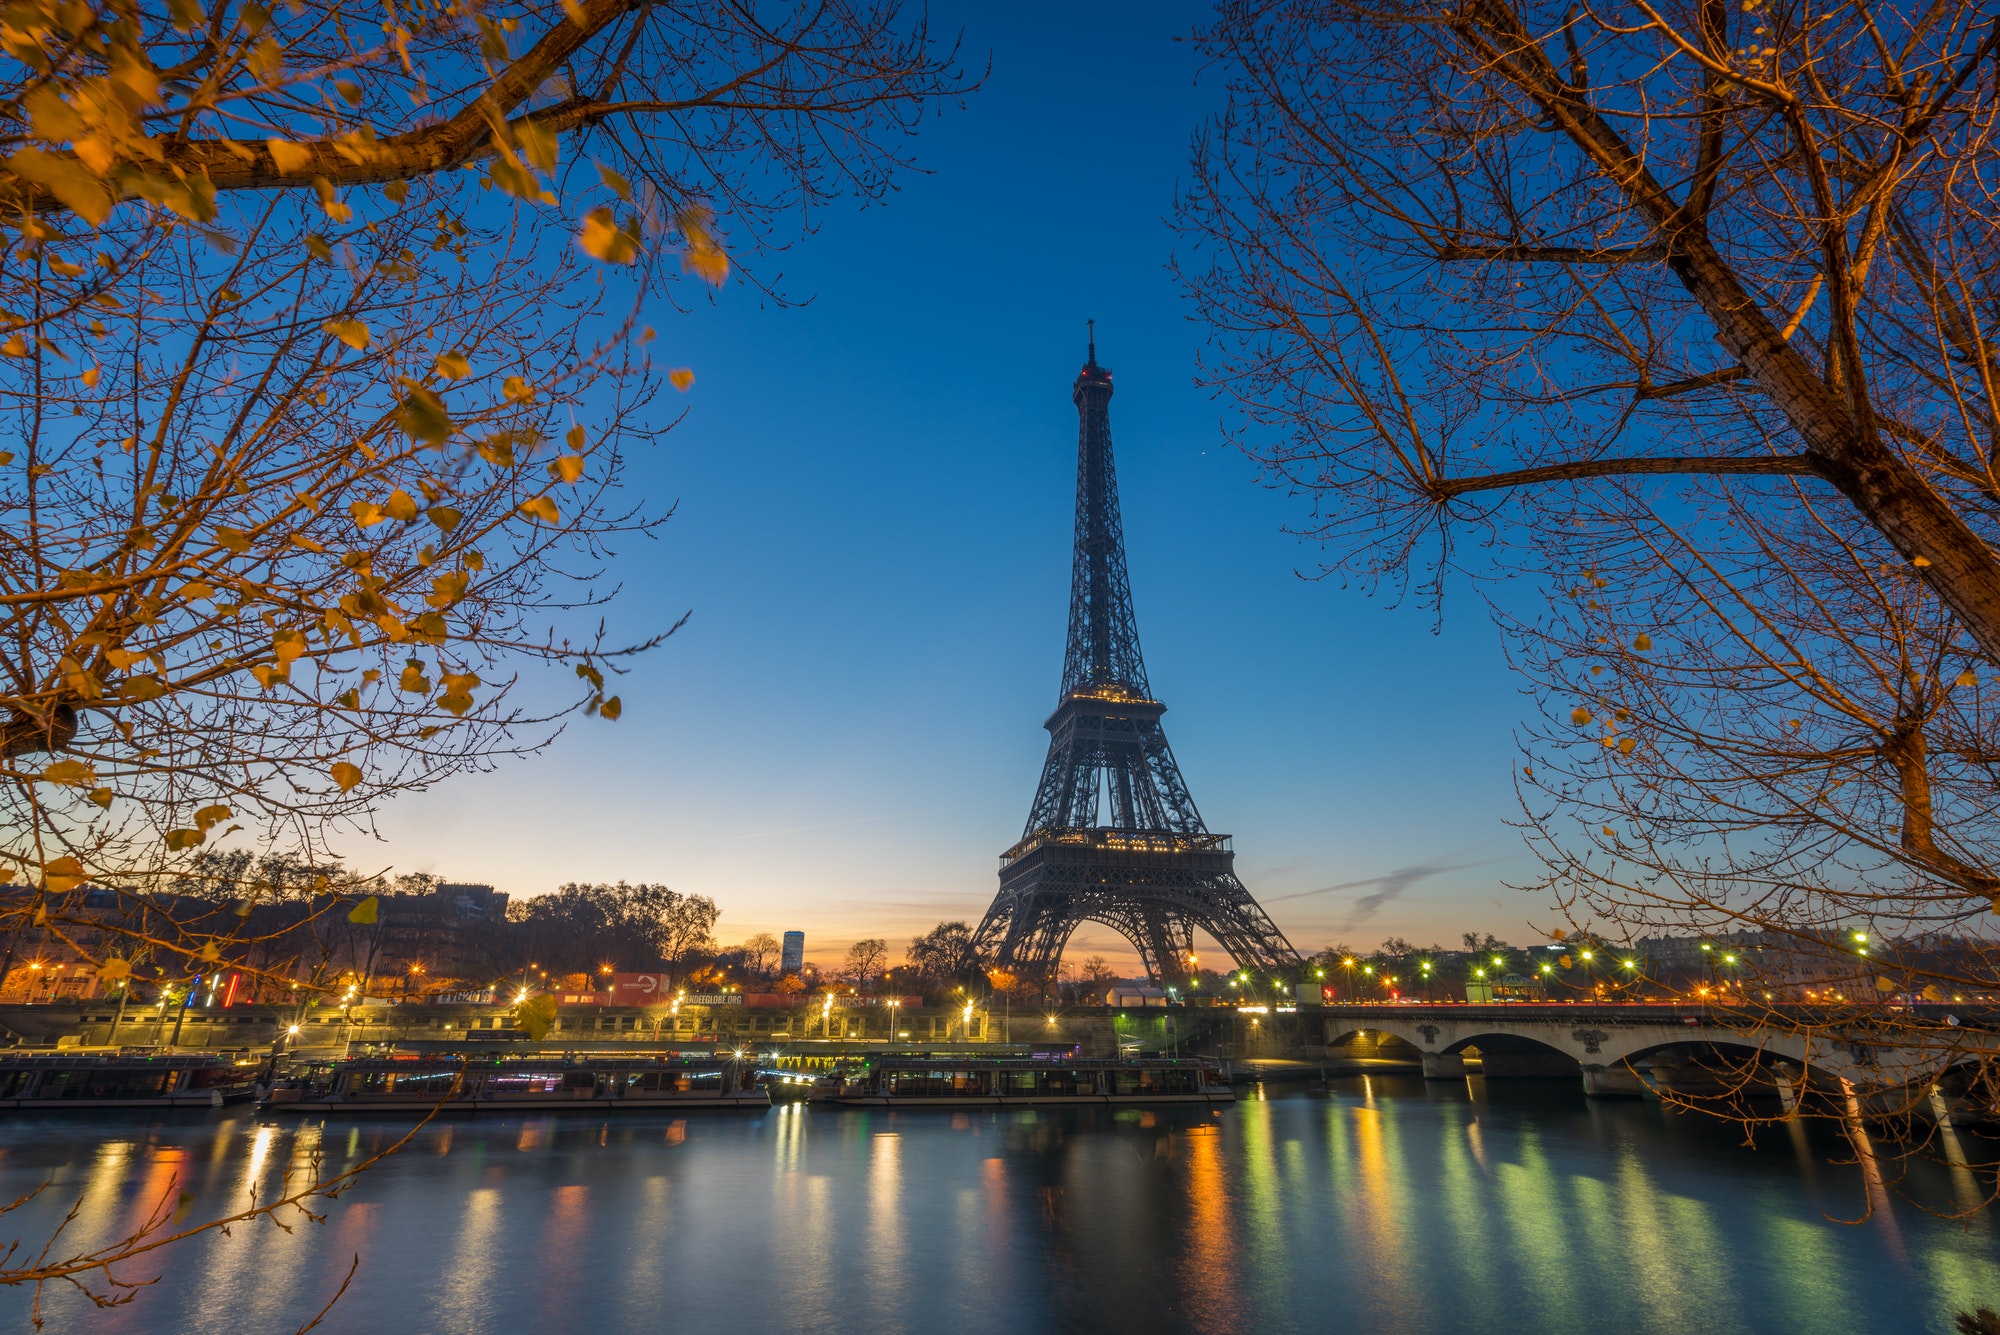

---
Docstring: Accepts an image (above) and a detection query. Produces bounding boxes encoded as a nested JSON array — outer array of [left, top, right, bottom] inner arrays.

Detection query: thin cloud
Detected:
[[1262, 852, 1509, 935]]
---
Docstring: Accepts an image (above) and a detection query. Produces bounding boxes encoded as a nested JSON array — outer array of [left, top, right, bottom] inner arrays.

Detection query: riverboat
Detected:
[[262, 1054, 770, 1114], [0, 1052, 260, 1109], [819, 1056, 1234, 1106]]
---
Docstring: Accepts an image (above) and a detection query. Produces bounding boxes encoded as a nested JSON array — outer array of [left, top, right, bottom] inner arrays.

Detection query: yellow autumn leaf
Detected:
[[1632, 634, 1652, 651], [395, 385, 452, 445], [598, 695, 621, 721], [322, 318, 370, 350], [6, 148, 113, 226], [87, 787, 113, 808], [81, 363, 100, 387], [268, 138, 313, 173], [427, 505, 462, 533], [348, 895, 380, 925], [517, 120, 559, 173], [435, 351, 470, 380], [668, 367, 695, 392], [578, 207, 636, 264], [427, 570, 470, 607], [1617, 737, 1636, 755], [200, 941, 221, 962], [548, 455, 585, 484], [122, 674, 166, 701], [330, 761, 363, 791], [1957, 671, 1977, 687], [437, 669, 478, 714], [41, 855, 86, 892], [384, 489, 419, 522], [596, 163, 633, 200], [1570, 707, 1592, 725], [515, 992, 558, 1040], [683, 245, 729, 285], [98, 957, 131, 981], [677, 204, 728, 283], [1875, 975, 1897, 992], [193, 803, 232, 831], [41, 759, 96, 787], [518, 495, 560, 525], [165, 828, 206, 850]]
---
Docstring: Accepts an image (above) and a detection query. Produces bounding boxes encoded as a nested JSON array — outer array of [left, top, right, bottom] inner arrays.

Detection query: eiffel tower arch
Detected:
[[968, 331, 1300, 988]]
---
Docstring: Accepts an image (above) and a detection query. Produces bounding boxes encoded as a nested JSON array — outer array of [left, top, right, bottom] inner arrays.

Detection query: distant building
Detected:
[[780, 931, 805, 974], [378, 883, 509, 982]]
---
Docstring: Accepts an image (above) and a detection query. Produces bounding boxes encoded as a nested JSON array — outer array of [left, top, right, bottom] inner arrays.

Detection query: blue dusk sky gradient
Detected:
[[351, 3, 1549, 971]]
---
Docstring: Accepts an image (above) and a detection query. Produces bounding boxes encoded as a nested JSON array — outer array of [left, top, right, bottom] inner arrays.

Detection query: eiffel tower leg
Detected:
[[970, 890, 1079, 993]]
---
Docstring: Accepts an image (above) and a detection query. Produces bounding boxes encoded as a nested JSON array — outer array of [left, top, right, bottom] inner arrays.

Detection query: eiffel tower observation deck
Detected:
[[968, 330, 1300, 988]]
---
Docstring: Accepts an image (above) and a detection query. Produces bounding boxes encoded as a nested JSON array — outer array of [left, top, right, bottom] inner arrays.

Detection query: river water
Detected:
[[0, 1076, 1993, 1333]]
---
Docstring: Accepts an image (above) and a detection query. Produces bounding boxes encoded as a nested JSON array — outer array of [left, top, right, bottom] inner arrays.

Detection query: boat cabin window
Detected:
[[1109, 1068, 1199, 1095], [888, 1070, 991, 1096], [1032, 1068, 1098, 1096], [347, 1070, 459, 1097], [37, 1069, 178, 1099]]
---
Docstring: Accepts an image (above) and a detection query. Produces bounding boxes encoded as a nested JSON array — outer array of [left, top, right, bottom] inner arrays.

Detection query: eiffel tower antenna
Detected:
[[967, 339, 1300, 987]]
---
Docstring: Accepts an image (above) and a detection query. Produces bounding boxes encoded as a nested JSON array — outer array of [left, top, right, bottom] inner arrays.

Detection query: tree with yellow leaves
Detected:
[[0, 0, 964, 984], [0, 0, 966, 1302]]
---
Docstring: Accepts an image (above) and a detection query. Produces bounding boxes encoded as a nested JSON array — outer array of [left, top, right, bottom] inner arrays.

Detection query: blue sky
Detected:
[[355, 3, 1544, 971]]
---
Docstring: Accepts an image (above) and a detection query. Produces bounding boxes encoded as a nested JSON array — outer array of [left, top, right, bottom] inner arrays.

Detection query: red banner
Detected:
[[609, 972, 674, 1003]]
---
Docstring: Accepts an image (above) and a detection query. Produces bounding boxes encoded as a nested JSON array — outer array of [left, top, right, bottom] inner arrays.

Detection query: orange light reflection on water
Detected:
[[1176, 1123, 1242, 1330]]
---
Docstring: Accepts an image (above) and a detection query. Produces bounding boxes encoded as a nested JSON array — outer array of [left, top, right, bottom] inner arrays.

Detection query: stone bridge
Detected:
[[1320, 1003, 1997, 1103]]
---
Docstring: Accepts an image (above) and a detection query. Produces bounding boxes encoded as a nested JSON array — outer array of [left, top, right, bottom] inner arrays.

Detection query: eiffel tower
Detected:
[[968, 330, 1300, 987]]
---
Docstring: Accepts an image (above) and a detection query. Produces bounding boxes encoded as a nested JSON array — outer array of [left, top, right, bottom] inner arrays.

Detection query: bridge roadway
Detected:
[[1318, 1002, 1999, 1104]]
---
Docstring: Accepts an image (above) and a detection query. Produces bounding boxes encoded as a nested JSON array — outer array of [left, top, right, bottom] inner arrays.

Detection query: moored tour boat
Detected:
[[819, 1056, 1235, 1106], [262, 1054, 770, 1114], [0, 1052, 260, 1109]]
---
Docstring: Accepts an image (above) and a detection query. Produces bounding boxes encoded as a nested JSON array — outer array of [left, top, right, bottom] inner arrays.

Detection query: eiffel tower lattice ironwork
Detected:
[[968, 332, 1300, 987]]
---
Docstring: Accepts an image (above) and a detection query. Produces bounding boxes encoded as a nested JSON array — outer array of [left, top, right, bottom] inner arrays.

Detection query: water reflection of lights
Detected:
[[434, 1187, 502, 1331], [1178, 1122, 1242, 1329], [1352, 1106, 1416, 1310], [775, 1100, 806, 1173], [245, 1124, 275, 1189]]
